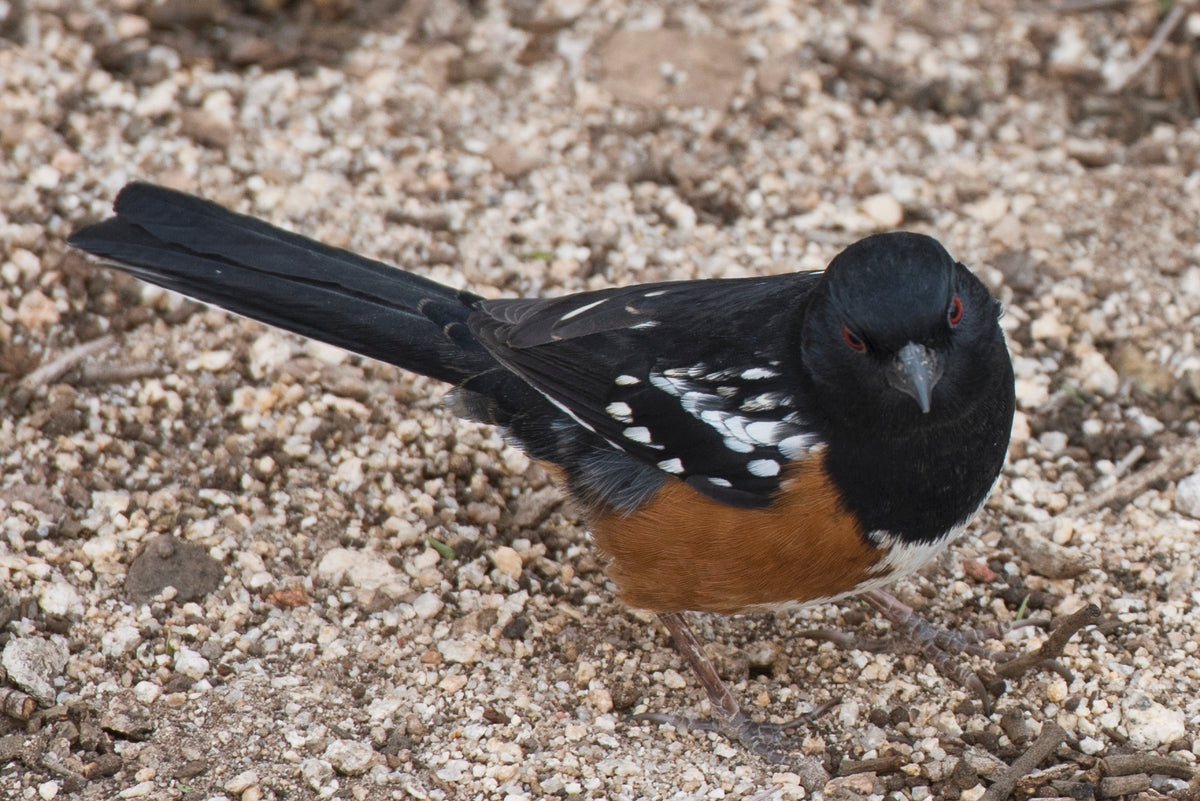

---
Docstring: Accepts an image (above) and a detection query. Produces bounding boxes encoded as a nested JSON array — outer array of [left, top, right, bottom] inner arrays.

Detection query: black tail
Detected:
[[68, 183, 495, 386]]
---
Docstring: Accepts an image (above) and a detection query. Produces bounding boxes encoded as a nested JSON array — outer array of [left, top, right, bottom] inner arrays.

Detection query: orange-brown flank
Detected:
[[591, 456, 882, 613]]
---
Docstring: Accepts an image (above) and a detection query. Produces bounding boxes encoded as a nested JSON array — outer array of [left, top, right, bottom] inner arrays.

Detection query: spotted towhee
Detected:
[[69, 183, 1016, 761]]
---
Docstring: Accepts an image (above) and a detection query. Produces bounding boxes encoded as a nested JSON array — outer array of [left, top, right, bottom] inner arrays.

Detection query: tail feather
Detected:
[[68, 183, 492, 385]]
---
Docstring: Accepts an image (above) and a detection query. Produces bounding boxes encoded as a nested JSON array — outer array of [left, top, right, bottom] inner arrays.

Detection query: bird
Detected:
[[69, 182, 1016, 762]]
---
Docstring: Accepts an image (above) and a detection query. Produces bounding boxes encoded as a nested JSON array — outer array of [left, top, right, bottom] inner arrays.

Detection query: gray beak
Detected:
[[887, 342, 944, 414]]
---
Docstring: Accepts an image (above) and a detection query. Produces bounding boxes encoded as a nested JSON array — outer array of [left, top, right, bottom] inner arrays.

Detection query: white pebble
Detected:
[[1175, 472, 1200, 519], [1123, 693, 1187, 749], [101, 625, 142, 657], [173, 646, 210, 681], [438, 639, 479, 664], [324, 739, 375, 775], [1077, 350, 1119, 396], [860, 193, 904, 227], [411, 592, 444, 620], [133, 681, 161, 705], [662, 669, 687, 690], [490, 546, 523, 579]]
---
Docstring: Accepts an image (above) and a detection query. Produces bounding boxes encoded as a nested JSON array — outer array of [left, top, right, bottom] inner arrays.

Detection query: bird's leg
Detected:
[[632, 611, 833, 780]]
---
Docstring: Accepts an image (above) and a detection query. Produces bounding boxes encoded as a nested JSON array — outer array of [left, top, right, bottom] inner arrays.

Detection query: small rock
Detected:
[[324, 739, 375, 775], [224, 770, 260, 794], [662, 669, 687, 690], [489, 546, 523, 579], [411, 592, 444, 620], [37, 582, 82, 618], [101, 625, 142, 657], [992, 250, 1039, 292], [965, 195, 1008, 224], [37, 780, 59, 800], [438, 674, 468, 693], [436, 759, 471, 782], [860, 193, 904, 227], [1066, 138, 1116, 167], [16, 290, 60, 328], [588, 687, 614, 714], [1111, 344, 1174, 397], [437, 639, 479, 664], [1122, 693, 1187, 749], [2, 636, 68, 704], [1174, 472, 1200, 520], [1077, 349, 1120, 397], [316, 547, 408, 597], [180, 109, 233, 150], [299, 758, 333, 791], [173, 647, 210, 681], [133, 681, 161, 705], [1038, 430, 1069, 455], [117, 781, 154, 798], [125, 535, 223, 603], [824, 772, 883, 797], [1030, 312, 1071, 341]]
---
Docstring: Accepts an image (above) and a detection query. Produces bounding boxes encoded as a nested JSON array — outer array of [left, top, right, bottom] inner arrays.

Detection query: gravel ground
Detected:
[[3, 1, 1200, 799]]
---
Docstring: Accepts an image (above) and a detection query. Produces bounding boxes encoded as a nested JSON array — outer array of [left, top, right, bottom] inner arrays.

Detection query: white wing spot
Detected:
[[623, 426, 653, 444], [643, 289, 668, 297], [778, 433, 816, 459], [606, 402, 633, 423], [723, 436, 754, 454], [744, 421, 783, 445], [559, 297, 607, 321], [707, 477, 732, 488], [747, 459, 781, 477], [615, 374, 641, 386], [741, 367, 779, 380], [632, 320, 660, 329], [657, 457, 684, 474]]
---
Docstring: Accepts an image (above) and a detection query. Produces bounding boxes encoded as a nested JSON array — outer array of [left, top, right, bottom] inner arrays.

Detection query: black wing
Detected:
[[469, 273, 826, 507]]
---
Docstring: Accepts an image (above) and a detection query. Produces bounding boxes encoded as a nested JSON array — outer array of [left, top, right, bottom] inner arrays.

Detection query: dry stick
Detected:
[[74, 360, 165, 386], [995, 603, 1102, 679], [1102, 752, 1196, 781], [1106, 2, 1190, 93], [1056, 0, 1131, 12], [18, 335, 115, 390], [1063, 439, 1200, 519], [980, 722, 1068, 801]]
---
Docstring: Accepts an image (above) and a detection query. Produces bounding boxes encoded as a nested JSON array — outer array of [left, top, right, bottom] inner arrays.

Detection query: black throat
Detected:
[[818, 343, 1015, 545]]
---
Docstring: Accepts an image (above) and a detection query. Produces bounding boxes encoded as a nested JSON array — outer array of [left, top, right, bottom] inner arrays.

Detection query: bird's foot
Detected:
[[631, 704, 834, 765], [634, 611, 831, 788], [798, 589, 1065, 714]]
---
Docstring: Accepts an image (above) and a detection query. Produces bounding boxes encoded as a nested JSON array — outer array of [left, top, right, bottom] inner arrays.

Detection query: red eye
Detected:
[[842, 326, 865, 351], [948, 295, 963, 326]]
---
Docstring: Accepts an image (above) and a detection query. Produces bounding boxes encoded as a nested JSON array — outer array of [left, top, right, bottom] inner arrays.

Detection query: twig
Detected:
[[1102, 752, 1196, 780], [74, 360, 165, 386], [1106, 2, 1190, 93], [980, 722, 1067, 801], [995, 604, 1102, 679], [1064, 439, 1200, 519], [18, 335, 115, 390], [1055, 0, 1130, 12]]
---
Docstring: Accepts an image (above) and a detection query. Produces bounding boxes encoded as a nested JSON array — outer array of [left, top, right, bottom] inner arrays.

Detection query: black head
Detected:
[[797, 232, 1007, 432]]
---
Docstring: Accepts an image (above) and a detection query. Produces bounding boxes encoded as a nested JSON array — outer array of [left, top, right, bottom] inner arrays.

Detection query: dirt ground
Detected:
[[2, 0, 1200, 799]]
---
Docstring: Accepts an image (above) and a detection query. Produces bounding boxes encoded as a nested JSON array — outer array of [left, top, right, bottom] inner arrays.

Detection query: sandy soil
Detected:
[[2, 1, 1199, 799]]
